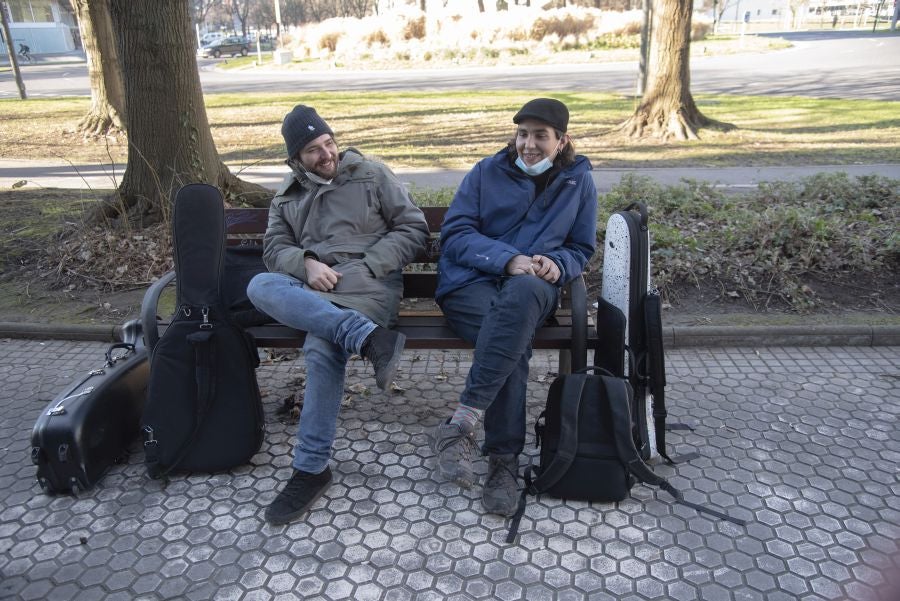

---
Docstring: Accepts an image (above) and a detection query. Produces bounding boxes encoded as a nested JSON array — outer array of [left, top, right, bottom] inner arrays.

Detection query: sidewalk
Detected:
[[1, 339, 898, 600], [0, 50, 86, 66], [2, 158, 899, 194]]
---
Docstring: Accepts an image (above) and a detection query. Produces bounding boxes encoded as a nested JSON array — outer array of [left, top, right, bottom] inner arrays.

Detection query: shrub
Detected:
[[365, 29, 389, 46], [614, 21, 643, 36], [599, 173, 899, 311], [589, 33, 641, 50], [691, 21, 711, 41], [404, 15, 426, 40], [319, 31, 341, 52], [530, 14, 595, 41]]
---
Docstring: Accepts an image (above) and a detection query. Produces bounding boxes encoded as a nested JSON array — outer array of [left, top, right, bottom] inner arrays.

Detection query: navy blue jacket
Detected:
[[436, 148, 598, 301]]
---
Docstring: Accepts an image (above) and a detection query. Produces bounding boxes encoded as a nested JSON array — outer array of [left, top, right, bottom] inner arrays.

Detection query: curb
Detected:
[[663, 324, 900, 348], [2, 322, 898, 347], [0, 322, 121, 343]]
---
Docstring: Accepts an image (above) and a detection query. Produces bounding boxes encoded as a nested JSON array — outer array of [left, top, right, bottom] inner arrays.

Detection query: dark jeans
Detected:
[[438, 275, 559, 456]]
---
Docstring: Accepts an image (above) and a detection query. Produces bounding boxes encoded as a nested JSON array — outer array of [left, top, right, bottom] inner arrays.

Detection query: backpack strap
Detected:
[[600, 375, 747, 527], [527, 374, 586, 494], [508, 373, 588, 544]]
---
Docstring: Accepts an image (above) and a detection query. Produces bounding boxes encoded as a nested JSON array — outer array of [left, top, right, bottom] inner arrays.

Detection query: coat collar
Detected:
[[275, 147, 366, 196]]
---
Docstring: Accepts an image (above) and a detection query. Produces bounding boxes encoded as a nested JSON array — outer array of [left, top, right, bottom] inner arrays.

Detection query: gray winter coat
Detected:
[[263, 148, 429, 328]]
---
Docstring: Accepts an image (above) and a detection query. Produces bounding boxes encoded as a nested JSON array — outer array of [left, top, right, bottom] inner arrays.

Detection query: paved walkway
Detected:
[[2, 159, 899, 193], [1, 339, 898, 600]]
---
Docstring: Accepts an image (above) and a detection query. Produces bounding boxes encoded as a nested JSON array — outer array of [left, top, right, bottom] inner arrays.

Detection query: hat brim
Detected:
[[513, 111, 565, 131]]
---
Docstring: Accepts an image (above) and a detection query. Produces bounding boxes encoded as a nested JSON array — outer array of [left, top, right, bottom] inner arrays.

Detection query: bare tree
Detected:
[[619, 0, 733, 141], [232, 0, 251, 36], [280, 0, 307, 25], [250, 0, 275, 31], [191, 0, 223, 26], [72, 0, 126, 136], [341, 0, 373, 18], [100, 0, 269, 226]]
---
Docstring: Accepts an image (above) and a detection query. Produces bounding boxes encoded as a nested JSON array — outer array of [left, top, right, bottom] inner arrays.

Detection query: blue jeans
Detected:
[[247, 272, 377, 473], [438, 276, 559, 456]]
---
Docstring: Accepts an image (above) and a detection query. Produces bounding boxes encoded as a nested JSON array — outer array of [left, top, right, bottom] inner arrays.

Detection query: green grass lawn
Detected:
[[2, 91, 899, 169]]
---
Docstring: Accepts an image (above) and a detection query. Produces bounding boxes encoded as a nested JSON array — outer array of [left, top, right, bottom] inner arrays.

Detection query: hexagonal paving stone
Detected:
[[2, 343, 899, 600]]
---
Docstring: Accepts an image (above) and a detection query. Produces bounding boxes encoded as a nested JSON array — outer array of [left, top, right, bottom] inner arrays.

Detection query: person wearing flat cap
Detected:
[[247, 105, 428, 525], [430, 98, 597, 516]]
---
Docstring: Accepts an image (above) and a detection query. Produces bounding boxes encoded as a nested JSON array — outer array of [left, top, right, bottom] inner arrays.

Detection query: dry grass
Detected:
[[2, 92, 898, 170]]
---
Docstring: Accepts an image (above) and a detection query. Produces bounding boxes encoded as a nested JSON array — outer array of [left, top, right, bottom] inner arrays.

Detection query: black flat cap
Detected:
[[513, 98, 569, 132]]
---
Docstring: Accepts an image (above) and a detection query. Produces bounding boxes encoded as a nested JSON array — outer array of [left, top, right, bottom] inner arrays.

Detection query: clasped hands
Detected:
[[304, 257, 342, 291], [506, 254, 560, 283]]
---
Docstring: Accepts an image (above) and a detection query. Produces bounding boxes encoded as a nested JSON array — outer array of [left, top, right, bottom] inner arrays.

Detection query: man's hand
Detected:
[[505, 255, 536, 276], [530, 254, 560, 283], [506, 254, 560, 282], [304, 257, 342, 291]]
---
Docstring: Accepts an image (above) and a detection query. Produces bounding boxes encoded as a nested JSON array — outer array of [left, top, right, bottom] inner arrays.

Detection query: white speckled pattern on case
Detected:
[[600, 211, 658, 459]]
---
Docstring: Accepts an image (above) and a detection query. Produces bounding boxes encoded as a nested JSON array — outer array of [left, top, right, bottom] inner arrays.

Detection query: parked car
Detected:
[[198, 36, 249, 58], [199, 32, 225, 47]]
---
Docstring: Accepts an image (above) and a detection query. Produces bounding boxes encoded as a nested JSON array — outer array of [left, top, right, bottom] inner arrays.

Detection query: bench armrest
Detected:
[[141, 270, 176, 352]]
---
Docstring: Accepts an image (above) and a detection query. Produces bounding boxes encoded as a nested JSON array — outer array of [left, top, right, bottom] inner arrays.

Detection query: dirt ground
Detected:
[[0, 189, 896, 330], [1, 263, 897, 330]]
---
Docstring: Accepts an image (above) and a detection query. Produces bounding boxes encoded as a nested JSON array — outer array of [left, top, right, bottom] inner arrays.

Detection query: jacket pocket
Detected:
[[331, 259, 377, 295]]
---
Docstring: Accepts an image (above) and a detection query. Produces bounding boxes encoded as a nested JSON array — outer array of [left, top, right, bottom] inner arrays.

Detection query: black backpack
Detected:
[[141, 184, 265, 479], [508, 368, 745, 543]]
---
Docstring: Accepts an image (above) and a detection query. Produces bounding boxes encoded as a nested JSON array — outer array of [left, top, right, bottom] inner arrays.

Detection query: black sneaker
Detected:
[[361, 326, 406, 391], [265, 467, 332, 525]]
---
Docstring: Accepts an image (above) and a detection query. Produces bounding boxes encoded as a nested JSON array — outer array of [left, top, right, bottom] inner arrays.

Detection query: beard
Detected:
[[309, 153, 338, 179]]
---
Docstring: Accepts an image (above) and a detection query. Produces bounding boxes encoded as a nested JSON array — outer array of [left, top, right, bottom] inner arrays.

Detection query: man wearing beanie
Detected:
[[430, 98, 597, 516], [247, 105, 428, 525]]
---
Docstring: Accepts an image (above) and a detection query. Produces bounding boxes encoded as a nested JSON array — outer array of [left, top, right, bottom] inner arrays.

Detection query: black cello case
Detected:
[[31, 319, 149, 495]]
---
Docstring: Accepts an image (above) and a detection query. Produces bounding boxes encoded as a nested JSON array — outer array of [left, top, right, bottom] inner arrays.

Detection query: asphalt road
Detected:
[[2, 30, 898, 100]]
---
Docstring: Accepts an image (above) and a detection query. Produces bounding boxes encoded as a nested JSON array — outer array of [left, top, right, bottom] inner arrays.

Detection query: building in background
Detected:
[[0, 0, 78, 56]]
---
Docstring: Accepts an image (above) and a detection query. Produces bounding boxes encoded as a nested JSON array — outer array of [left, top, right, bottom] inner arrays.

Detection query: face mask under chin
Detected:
[[515, 141, 562, 176], [287, 158, 334, 185]]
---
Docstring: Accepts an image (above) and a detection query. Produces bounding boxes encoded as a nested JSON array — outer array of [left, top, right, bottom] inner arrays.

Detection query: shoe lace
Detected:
[[436, 425, 480, 456], [486, 457, 518, 489]]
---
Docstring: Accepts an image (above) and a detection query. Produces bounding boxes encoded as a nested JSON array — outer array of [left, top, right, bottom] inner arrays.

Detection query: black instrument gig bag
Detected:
[[31, 320, 149, 495], [597, 202, 680, 462], [141, 184, 264, 478]]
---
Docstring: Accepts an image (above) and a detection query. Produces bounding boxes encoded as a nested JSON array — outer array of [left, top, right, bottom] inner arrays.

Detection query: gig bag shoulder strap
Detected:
[[144, 329, 219, 479], [600, 376, 747, 527]]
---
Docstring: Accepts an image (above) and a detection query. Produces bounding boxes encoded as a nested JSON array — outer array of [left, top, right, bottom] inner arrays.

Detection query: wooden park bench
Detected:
[[141, 206, 594, 373]]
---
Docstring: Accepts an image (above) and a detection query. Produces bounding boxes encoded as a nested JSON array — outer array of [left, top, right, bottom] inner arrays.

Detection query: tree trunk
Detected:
[[102, 0, 269, 227], [1, 5, 27, 99], [619, 0, 734, 141], [73, 0, 126, 137]]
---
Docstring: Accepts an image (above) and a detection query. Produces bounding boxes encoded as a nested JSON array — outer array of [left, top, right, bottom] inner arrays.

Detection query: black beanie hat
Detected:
[[513, 98, 569, 133], [281, 105, 334, 159]]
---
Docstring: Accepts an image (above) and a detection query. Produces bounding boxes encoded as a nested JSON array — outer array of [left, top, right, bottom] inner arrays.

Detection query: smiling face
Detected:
[[515, 119, 567, 167], [298, 133, 339, 179]]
